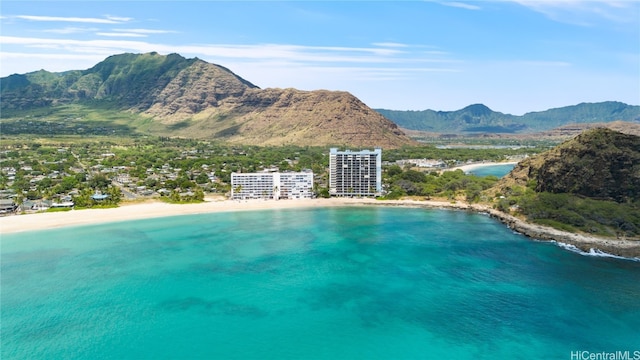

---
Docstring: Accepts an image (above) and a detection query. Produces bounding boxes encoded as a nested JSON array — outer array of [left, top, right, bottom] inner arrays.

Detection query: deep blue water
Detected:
[[2, 207, 639, 359], [467, 163, 516, 178]]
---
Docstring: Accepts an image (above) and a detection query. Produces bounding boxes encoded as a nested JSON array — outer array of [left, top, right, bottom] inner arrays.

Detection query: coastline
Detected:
[[447, 161, 519, 173], [1, 196, 638, 259]]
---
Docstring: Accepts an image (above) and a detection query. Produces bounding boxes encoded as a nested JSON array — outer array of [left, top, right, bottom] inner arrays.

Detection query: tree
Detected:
[[195, 172, 209, 184], [25, 190, 41, 200], [316, 187, 330, 198], [37, 177, 53, 191], [72, 188, 94, 208], [193, 188, 205, 202], [106, 186, 122, 204], [88, 174, 111, 190], [75, 172, 87, 182], [465, 183, 482, 203], [58, 176, 78, 192], [400, 170, 427, 183], [386, 165, 403, 177]]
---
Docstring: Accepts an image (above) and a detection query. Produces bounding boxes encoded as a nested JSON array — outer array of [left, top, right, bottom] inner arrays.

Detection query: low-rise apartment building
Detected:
[[231, 171, 314, 200]]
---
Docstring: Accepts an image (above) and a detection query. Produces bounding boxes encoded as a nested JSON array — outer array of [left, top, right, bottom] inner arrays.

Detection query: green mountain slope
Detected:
[[377, 102, 640, 133], [1, 52, 257, 111]]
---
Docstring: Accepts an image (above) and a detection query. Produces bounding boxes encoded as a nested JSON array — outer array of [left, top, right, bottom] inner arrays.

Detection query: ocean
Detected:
[[2, 207, 639, 359], [466, 163, 516, 178]]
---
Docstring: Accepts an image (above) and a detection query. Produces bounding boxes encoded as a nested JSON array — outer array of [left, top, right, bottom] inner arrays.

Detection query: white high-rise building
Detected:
[[329, 148, 382, 197], [231, 171, 314, 200]]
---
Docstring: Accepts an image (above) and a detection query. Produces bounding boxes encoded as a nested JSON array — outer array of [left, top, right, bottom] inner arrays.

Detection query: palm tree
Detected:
[[233, 185, 243, 199]]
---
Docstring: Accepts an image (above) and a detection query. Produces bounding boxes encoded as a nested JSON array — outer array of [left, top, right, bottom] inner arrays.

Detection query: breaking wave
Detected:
[[553, 241, 640, 262]]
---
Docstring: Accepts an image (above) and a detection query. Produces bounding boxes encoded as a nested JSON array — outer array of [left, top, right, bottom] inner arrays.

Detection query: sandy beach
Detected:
[[0, 197, 342, 234], [447, 161, 519, 173], [1, 196, 638, 259], [0, 161, 520, 236], [0, 197, 464, 234]]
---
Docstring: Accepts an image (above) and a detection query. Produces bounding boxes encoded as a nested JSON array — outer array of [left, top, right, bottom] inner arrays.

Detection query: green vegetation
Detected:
[[492, 128, 640, 239], [527, 128, 640, 203], [0, 137, 332, 208], [45, 207, 73, 213], [0, 52, 206, 112], [2, 135, 539, 209], [0, 103, 160, 136], [496, 187, 639, 238], [382, 167, 499, 202], [383, 144, 545, 163], [160, 188, 205, 204]]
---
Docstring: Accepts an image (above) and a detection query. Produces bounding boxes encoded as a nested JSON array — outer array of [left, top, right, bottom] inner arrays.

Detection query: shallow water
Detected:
[[467, 163, 516, 178], [2, 207, 639, 359]]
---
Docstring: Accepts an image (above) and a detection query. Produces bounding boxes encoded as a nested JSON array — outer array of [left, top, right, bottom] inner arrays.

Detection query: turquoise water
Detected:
[[467, 163, 516, 178], [2, 207, 639, 359]]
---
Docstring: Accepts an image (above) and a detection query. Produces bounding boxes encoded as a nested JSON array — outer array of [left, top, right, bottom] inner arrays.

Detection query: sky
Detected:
[[1, 1, 638, 115]]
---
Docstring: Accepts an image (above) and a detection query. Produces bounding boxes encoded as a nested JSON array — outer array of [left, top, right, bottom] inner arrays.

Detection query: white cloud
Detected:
[[93, 28, 179, 38], [0, 35, 461, 78], [43, 27, 99, 34], [0, 52, 109, 74], [440, 2, 482, 10], [14, 15, 132, 24], [516, 60, 572, 67], [1, 52, 106, 61], [508, 0, 639, 25], [0, 36, 432, 63], [116, 29, 177, 35], [371, 42, 410, 48], [105, 15, 133, 22], [96, 32, 148, 38]]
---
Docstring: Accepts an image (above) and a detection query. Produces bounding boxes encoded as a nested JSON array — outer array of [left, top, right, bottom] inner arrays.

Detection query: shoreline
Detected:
[[447, 161, 519, 173], [1, 197, 638, 259]]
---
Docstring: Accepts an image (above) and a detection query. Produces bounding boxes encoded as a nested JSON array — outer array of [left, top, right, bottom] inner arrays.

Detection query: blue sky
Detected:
[[1, 1, 638, 114]]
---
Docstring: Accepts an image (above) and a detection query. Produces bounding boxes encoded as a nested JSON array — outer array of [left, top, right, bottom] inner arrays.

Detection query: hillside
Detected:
[[0, 52, 415, 148], [490, 128, 640, 242], [500, 128, 639, 202], [377, 102, 640, 134]]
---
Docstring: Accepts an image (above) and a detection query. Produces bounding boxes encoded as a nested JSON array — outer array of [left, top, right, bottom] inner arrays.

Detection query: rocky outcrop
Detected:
[[500, 128, 640, 203], [482, 206, 640, 258], [145, 60, 256, 118]]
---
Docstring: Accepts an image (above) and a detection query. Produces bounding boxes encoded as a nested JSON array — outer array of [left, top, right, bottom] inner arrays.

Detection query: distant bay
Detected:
[[466, 163, 516, 178], [2, 207, 639, 359]]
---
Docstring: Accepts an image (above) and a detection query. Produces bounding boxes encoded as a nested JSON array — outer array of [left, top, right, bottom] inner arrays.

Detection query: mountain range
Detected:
[[0, 52, 413, 148], [376, 102, 640, 134], [2, 52, 638, 146]]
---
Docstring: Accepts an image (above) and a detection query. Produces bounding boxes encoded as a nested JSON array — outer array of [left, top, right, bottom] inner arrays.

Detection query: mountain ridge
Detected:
[[376, 101, 640, 134], [0, 52, 415, 148]]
